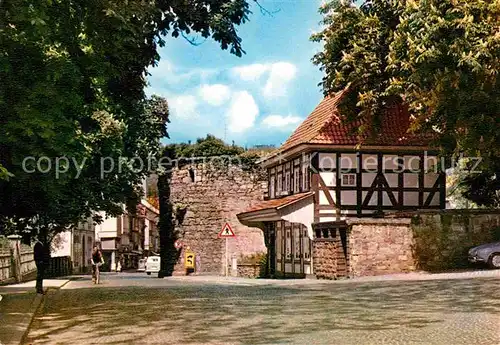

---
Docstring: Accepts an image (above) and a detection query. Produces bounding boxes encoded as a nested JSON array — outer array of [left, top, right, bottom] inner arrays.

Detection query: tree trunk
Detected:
[[158, 153, 178, 277]]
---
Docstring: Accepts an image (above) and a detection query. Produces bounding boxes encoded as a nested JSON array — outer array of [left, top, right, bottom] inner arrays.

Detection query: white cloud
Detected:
[[199, 84, 231, 106], [231, 63, 270, 81], [148, 59, 218, 86], [226, 91, 259, 133], [262, 115, 302, 129], [231, 61, 297, 98], [263, 62, 297, 98], [169, 94, 198, 119]]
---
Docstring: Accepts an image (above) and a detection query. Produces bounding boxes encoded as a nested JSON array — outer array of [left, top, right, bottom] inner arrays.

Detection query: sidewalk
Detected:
[[167, 268, 500, 286], [0, 279, 69, 345], [0, 279, 70, 295]]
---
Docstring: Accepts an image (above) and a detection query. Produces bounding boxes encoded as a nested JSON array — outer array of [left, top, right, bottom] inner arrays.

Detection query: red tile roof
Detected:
[[279, 89, 434, 154], [239, 192, 313, 215]]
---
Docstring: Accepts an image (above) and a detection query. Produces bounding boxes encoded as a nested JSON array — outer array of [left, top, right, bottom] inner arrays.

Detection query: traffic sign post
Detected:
[[218, 223, 236, 276], [225, 237, 228, 276]]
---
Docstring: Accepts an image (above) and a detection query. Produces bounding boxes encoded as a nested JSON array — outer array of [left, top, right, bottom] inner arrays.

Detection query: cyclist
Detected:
[[91, 246, 104, 284]]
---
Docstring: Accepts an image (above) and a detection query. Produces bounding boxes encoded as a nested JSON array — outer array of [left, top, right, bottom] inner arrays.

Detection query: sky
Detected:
[[146, 0, 326, 148]]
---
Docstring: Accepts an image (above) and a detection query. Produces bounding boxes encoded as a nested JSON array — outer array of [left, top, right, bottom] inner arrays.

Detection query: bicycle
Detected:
[[92, 262, 103, 284]]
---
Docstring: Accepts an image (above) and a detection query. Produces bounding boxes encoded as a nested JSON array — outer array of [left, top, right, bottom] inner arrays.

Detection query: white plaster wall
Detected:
[[279, 197, 314, 239]]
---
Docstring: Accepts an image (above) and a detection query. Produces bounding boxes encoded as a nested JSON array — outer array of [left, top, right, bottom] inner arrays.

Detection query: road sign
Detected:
[[218, 223, 236, 277], [185, 250, 195, 269], [218, 223, 236, 238]]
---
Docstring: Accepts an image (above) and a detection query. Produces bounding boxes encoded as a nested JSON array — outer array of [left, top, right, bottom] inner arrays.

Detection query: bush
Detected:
[[0, 236, 9, 249]]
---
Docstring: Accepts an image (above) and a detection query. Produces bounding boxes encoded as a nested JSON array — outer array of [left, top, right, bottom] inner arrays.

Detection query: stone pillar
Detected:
[[312, 240, 338, 280], [7, 235, 22, 283], [231, 255, 238, 277]]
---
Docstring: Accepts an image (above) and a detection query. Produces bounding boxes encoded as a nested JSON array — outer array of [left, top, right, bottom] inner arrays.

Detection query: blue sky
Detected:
[[146, 0, 326, 148]]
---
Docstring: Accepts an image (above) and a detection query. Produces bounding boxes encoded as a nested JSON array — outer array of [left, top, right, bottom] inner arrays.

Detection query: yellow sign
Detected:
[[185, 250, 195, 269]]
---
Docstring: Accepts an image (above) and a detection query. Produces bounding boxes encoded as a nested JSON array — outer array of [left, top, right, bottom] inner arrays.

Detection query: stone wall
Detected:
[[312, 241, 338, 279], [336, 210, 500, 278], [237, 264, 260, 278], [348, 218, 415, 277], [170, 161, 267, 275], [410, 210, 500, 271]]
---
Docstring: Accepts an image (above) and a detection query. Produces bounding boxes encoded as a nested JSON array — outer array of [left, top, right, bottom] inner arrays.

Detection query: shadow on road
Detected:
[[25, 277, 500, 344]]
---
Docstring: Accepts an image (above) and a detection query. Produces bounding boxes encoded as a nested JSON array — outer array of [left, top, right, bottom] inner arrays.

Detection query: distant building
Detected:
[[250, 144, 276, 149], [95, 199, 159, 271], [51, 217, 95, 273]]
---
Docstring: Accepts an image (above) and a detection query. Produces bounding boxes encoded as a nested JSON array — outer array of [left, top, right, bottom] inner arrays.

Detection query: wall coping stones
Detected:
[[346, 218, 412, 226], [388, 209, 500, 218]]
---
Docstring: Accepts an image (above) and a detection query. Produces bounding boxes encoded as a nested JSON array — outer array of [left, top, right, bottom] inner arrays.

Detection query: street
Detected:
[[23, 272, 500, 345]]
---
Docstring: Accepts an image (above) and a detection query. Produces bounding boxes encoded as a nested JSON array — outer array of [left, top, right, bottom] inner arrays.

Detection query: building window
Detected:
[[285, 227, 292, 261], [294, 225, 300, 260], [302, 162, 310, 191], [293, 167, 300, 193], [269, 175, 276, 198], [284, 171, 290, 194], [302, 228, 311, 260], [277, 172, 283, 195], [341, 173, 356, 186]]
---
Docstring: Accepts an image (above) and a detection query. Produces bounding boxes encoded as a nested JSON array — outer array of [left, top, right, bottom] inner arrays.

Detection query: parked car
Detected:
[[145, 256, 161, 275], [138, 258, 147, 272], [468, 242, 500, 268]]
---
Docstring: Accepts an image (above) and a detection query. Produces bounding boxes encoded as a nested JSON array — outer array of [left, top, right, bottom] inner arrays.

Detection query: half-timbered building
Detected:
[[237, 89, 446, 278]]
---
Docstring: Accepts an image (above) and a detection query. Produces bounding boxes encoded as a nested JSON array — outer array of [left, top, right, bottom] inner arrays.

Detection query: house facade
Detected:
[[95, 199, 159, 271], [51, 217, 95, 273], [237, 90, 446, 278]]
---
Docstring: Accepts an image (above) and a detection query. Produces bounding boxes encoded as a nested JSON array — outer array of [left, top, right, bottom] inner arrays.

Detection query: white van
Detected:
[[137, 258, 147, 272], [145, 256, 161, 275]]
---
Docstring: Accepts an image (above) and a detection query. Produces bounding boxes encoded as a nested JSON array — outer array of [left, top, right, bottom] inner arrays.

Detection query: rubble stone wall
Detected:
[[410, 210, 500, 271], [170, 161, 267, 275], [312, 211, 500, 278], [348, 218, 416, 277], [312, 241, 338, 279]]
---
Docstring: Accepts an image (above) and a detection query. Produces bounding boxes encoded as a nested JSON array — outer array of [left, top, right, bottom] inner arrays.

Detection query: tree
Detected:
[[0, 96, 168, 246], [312, 0, 500, 205], [166, 134, 245, 158], [0, 0, 254, 243], [157, 146, 176, 278]]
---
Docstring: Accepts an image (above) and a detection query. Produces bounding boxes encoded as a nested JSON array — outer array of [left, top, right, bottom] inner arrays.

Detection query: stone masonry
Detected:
[[312, 241, 338, 279], [347, 218, 415, 277], [170, 161, 267, 275]]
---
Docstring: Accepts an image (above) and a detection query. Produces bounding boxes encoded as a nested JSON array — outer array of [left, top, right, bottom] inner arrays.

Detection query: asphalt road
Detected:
[[24, 272, 500, 345]]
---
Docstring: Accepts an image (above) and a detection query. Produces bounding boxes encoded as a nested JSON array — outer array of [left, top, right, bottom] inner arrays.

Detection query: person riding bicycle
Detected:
[[91, 246, 104, 284]]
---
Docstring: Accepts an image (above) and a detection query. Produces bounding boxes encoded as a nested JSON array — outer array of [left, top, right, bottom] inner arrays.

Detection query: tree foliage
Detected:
[[312, 0, 500, 206], [0, 0, 253, 240], [166, 134, 245, 158]]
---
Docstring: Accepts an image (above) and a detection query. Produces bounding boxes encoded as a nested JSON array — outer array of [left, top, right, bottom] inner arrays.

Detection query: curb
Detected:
[[18, 281, 69, 345], [58, 280, 71, 289], [19, 292, 45, 345]]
